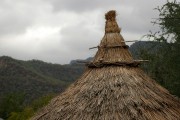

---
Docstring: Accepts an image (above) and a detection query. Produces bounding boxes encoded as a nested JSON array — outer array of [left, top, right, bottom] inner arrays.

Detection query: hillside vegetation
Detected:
[[130, 41, 180, 97], [0, 56, 85, 119]]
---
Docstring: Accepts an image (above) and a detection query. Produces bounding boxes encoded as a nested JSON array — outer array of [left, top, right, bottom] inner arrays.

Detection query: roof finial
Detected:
[[105, 10, 121, 33], [105, 10, 116, 21]]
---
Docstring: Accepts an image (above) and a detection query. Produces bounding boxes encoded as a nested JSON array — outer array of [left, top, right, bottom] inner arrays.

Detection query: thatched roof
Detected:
[[31, 10, 180, 120]]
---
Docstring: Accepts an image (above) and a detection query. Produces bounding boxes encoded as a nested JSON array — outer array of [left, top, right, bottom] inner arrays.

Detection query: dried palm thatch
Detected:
[[31, 10, 180, 120]]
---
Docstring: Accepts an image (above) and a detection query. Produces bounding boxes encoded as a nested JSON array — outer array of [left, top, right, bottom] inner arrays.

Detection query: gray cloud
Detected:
[[45, 0, 166, 35], [0, 1, 32, 36], [45, 0, 121, 12], [0, 0, 167, 64]]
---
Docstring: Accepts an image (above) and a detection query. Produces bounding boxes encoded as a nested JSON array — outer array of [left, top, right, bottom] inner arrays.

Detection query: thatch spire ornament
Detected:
[[105, 10, 121, 33], [32, 10, 180, 120]]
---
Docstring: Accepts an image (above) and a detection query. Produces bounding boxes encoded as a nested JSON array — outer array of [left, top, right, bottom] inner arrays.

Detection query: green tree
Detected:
[[142, 0, 180, 96], [149, 0, 180, 42], [7, 94, 55, 120], [0, 93, 25, 119]]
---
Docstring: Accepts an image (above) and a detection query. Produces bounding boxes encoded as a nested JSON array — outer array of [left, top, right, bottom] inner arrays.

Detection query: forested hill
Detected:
[[129, 41, 162, 59], [0, 56, 85, 104]]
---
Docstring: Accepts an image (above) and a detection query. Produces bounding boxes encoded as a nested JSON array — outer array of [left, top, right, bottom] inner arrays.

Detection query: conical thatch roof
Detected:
[[32, 10, 180, 120]]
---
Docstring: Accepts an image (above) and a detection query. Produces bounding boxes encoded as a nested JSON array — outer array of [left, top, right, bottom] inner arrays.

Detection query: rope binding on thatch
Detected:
[[86, 60, 149, 68]]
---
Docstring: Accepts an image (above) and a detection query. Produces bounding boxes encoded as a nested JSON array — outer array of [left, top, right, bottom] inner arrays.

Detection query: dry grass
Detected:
[[92, 33, 133, 63], [105, 11, 120, 33], [32, 67, 180, 120], [31, 10, 180, 120], [105, 10, 116, 21]]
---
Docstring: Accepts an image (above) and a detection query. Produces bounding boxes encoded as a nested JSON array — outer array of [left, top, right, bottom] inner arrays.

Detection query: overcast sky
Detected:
[[0, 0, 170, 64]]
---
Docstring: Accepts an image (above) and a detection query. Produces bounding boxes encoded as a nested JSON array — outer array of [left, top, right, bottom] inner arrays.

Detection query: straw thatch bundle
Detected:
[[105, 10, 121, 33], [31, 10, 180, 120]]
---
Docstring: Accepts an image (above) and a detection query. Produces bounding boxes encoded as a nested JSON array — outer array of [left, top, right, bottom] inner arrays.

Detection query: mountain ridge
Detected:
[[0, 56, 85, 104]]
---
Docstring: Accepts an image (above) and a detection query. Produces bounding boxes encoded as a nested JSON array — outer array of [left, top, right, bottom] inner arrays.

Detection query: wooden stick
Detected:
[[89, 45, 129, 50], [76, 60, 90, 63], [87, 60, 149, 68], [134, 60, 149, 62], [121, 40, 139, 42], [89, 46, 98, 50]]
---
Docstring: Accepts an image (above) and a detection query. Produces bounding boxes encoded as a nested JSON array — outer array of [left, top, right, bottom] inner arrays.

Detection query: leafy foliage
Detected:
[[0, 93, 25, 119], [7, 94, 55, 120], [130, 41, 180, 97], [149, 0, 180, 42], [139, 0, 180, 97]]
